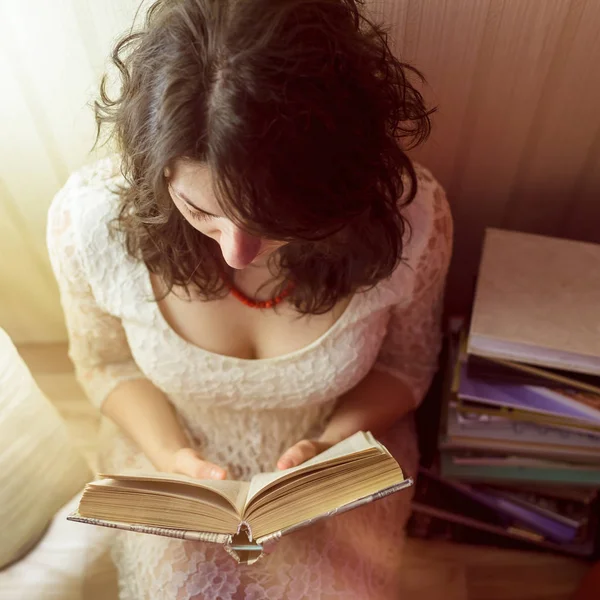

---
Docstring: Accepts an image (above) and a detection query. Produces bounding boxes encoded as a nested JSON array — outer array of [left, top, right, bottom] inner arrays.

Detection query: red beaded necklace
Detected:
[[221, 270, 293, 309]]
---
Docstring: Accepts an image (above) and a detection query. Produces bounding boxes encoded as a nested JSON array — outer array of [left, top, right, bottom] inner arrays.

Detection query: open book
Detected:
[[68, 432, 411, 564]]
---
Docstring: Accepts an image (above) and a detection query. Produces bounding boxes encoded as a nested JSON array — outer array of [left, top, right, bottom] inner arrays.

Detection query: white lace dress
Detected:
[[47, 158, 452, 600]]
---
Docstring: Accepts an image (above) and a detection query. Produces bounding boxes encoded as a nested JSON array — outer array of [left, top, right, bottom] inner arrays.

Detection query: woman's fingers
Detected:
[[276, 439, 320, 470], [173, 448, 227, 480]]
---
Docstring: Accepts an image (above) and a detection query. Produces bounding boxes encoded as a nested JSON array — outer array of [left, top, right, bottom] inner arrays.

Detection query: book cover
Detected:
[[480, 487, 590, 529], [442, 407, 600, 463], [416, 469, 580, 543], [468, 228, 600, 375], [458, 364, 600, 425], [460, 486, 579, 543], [440, 451, 600, 486], [484, 482, 597, 504], [466, 354, 600, 396], [407, 469, 597, 556], [455, 400, 600, 435], [407, 505, 596, 558]]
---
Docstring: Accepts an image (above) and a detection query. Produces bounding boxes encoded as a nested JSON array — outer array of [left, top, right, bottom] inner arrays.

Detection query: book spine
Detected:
[[458, 487, 578, 543], [489, 490, 586, 528], [419, 468, 579, 543], [257, 479, 413, 546], [458, 365, 600, 424], [467, 340, 600, 379], [440, 453, 600, 486], [455, 403, 600, 433], [409, 502, 595, 557], [67, 514, 231, 545], [488, 356, 600, 394]]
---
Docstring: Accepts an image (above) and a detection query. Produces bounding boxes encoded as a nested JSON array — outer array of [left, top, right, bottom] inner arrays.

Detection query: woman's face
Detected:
[[166, 160, 282, 270]]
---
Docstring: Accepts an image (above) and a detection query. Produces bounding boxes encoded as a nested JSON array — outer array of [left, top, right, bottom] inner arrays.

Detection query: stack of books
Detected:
[[408, 228, 600, 557]]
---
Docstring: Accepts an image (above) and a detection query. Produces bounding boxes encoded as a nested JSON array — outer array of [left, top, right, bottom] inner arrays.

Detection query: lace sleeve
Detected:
[[373, 183, 453, 407], [47, 182, 145, 409]]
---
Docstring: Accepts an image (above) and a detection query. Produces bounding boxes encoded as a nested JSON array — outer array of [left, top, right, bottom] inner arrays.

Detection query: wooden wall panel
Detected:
[[565, 130, 600, 244], [375, 0, 600, 311], [503, 0, 600, 233]]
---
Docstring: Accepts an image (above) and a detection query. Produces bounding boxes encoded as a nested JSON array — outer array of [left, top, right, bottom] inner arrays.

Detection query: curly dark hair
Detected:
[[95, 0, 433, 314]]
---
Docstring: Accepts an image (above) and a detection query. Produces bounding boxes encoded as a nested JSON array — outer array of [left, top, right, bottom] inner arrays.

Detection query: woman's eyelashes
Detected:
[[183, 203, 213, 223], [168, 184, 214, 223]]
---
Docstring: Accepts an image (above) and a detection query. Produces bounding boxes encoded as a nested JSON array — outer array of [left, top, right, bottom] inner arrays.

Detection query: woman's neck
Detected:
[[229, 261, 286, 302]]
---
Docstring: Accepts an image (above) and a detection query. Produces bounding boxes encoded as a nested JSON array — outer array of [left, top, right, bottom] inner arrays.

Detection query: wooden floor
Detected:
[[18, 343, 590, 600]]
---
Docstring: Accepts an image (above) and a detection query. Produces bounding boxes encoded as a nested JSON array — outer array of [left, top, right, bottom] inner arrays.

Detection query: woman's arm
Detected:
[[101, 380, 226, 478], [276, 370, 413, 469], [47, 183, 225, 479], [316, 369, 415, 446], [277, 182, 453, 469]]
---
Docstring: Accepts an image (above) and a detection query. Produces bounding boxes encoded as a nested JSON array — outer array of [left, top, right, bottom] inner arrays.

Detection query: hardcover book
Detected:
[[68, 431, 411, 564], [468, 229, 600, 375]]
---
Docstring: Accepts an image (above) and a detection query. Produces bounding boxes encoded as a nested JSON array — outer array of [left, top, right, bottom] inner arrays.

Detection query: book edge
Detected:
[[410, 502, 595, 557], [469, 354, 600, 395], [454, 401, 600, 433], [66, 513, 232, 544], [440, 452, 600, 486], [468, 336, 600, 376], [416, 469, 579, 542], [256, 478, 413, 545]]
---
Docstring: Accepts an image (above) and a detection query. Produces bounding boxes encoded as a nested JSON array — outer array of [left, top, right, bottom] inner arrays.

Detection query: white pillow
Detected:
[[0, 493, 118, 600], [0, 328, 92, 568]]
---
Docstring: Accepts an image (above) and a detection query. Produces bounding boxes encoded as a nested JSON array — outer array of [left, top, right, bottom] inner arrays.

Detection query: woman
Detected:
[[48, 0, 452, 598]]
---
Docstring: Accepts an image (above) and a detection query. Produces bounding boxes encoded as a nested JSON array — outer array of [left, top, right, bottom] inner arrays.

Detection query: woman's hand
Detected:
[[100, 380, 228, 481], [163, 447, 227, 480], [276, 439, 333, 470]]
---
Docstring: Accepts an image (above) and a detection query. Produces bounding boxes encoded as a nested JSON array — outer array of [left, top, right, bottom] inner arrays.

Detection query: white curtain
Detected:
[[0, 0, 149, 342]]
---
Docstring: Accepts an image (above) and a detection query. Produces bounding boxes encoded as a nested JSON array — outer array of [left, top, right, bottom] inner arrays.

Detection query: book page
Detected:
[[83, 479, 240, 534], [99, 471, 249, 515], [246, 455, 385, 517], [88, 478, 237, 515], [245, 431, 381, 507], [250, 460, 407, 539]]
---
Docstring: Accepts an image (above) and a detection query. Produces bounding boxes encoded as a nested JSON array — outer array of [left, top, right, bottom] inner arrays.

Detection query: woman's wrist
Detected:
[[150, 442, 189, 473], [317, 429, 347, 448]]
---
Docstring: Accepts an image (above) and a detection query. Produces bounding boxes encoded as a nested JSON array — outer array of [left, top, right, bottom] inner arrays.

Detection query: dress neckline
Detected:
[[139, 262, 359, 364]]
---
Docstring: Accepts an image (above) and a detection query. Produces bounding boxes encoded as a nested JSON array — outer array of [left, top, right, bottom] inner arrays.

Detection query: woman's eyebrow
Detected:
[[169, 185, 220, 218]]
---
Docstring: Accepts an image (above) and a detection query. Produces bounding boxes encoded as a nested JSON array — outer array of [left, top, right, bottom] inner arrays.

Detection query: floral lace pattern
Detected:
[[47, 158, 452, 600]]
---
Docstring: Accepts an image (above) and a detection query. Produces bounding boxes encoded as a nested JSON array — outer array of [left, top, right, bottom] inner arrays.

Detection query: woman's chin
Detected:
[[222, 244, 282, 270]]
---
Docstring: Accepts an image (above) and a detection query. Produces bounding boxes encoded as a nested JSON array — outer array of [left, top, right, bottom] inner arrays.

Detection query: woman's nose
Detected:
[[220, 225, 261, 270]]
